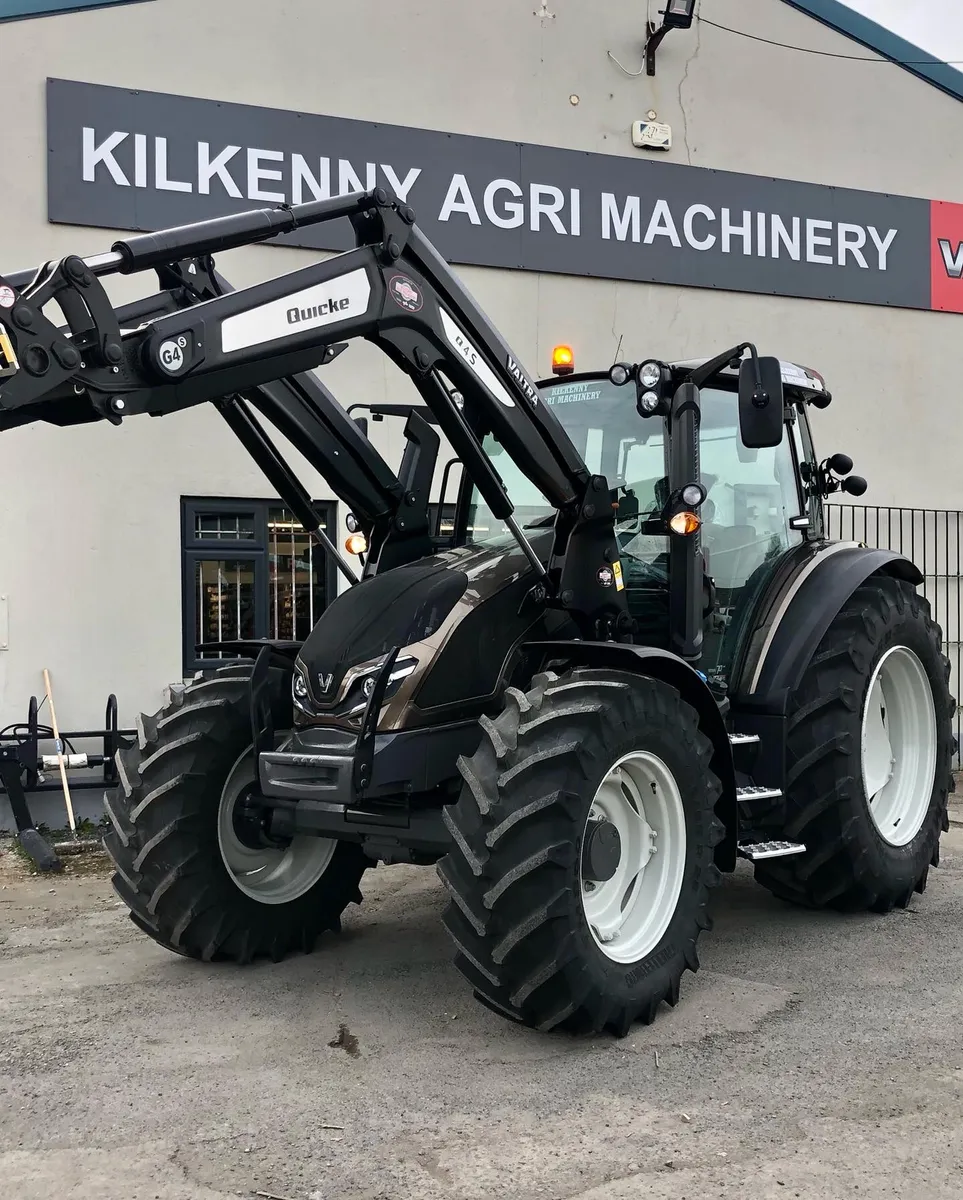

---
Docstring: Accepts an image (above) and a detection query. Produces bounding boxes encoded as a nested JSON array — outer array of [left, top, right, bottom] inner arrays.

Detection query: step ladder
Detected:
[[729, 734, 806, 861]]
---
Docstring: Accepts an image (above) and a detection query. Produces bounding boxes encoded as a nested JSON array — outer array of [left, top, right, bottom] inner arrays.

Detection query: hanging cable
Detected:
[[608, 14, 963, 76], [698, 16, 963, 65]]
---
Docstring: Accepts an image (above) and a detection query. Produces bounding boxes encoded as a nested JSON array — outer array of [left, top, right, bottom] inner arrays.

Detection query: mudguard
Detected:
[[523, 639, 738, 872], [737, 543, 923, 709], [195, 639, 302, 667]]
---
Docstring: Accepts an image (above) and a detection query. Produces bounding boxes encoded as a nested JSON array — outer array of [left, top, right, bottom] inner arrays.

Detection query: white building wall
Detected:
[[0, 0, 961, 737]]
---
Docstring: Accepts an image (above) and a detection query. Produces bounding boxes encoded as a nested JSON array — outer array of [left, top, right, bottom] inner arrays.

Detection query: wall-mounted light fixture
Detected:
[[644, 0, 697, 76]]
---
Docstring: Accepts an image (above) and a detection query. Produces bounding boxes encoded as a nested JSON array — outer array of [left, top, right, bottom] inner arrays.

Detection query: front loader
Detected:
[[0, 189, 954, 1037]]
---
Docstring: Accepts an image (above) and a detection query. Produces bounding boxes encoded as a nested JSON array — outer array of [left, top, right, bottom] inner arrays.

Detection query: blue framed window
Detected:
[[0, 0, 153, 21], [180, 497, 339, 676]]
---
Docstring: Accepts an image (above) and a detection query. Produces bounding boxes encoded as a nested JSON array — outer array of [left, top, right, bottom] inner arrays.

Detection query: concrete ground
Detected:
[[2, 814, 963, 1200]]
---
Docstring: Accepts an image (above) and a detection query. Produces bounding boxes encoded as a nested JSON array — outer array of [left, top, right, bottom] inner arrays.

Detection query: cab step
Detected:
[[738, 840, 806, 861], [736, 785, 782, 802], [729, 732, 760, 745]]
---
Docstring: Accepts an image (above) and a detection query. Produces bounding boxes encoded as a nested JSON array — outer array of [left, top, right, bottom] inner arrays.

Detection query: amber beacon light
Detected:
[[551, 344, 575, 376]]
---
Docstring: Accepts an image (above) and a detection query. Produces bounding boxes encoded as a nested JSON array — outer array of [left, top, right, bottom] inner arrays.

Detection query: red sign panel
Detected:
[[931, 200, 963, 314]]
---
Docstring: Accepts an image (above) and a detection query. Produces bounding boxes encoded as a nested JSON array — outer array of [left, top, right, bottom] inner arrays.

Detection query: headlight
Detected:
[[638, 360, 662, 389], [639, 390, 660, 414], [291, 655, 419, 722], [292, 665, 314, 716], [346, 656, 418, 718], [608, 362, 633, 387]]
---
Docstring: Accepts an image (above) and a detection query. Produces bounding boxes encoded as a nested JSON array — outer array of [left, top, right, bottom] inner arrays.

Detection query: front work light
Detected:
[[681, 483, 706, 507], [639, 391, 661, 414], [668, 511, 701, 536], [345, 533, 368, 555], [552, 344, 575, 376], [638, 360, 663, 389], [609, 362, 634, 387]]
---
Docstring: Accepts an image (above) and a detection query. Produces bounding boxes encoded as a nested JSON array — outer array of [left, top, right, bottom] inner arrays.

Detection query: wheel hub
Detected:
[[579, 752, 686, 964], [860, 644, 938, 847], [581, 817, 622, 884], [231, 783, 290, 851], [217, 748, 337, 905]]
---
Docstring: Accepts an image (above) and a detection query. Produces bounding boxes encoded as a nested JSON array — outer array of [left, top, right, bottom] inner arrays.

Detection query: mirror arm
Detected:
[[744, 344, 771, 408], [687, 342, 753, 389]]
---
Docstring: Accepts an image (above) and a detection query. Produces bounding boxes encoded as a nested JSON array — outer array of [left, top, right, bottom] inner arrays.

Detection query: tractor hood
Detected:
[[292, 533, 554, 730]]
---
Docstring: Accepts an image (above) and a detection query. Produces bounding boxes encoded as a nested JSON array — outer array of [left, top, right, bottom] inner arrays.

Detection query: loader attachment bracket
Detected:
[[353, 647, 401, 798]]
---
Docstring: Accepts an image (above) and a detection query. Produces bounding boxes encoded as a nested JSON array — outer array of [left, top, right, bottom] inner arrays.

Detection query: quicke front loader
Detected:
[[0, 189, 954, 1036]]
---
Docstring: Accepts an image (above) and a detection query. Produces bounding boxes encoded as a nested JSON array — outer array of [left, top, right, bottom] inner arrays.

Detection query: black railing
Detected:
[[826, 503, 963, 767]]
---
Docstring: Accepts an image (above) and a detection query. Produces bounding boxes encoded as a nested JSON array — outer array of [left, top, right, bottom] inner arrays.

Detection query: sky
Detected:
[[840, 0, 963, 70]]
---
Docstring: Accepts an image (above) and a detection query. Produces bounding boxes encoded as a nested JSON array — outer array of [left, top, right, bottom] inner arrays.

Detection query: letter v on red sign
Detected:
[[931, 200, 963, 313]]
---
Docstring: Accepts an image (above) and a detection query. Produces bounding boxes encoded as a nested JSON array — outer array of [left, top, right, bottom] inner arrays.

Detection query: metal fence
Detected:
[[825, 503, 963, 767]]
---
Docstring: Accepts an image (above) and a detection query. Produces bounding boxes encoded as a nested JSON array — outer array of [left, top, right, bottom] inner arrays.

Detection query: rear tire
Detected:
[[437, 667, 724, 1037], [102, 662, 368, 962], [754, 576, 955, 912]]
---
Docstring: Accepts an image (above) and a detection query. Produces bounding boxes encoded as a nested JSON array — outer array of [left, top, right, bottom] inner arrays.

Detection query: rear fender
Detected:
[[737, 545, 924, 709], [523, 639, 737, 872]]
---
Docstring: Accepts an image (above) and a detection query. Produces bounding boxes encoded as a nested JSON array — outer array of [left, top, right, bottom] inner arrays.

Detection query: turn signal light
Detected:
[[668, 511, 701, 536], [552, 344, 575, 376], [345, 533, 368, 555]]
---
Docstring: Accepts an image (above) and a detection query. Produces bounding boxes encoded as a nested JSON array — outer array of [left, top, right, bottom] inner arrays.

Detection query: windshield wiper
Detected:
[[523, 513, 557, 529]]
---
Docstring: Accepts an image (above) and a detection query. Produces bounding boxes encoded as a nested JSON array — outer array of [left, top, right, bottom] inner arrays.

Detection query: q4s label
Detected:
[[438, 309, 515, 408], [220, 267, 371, 354]]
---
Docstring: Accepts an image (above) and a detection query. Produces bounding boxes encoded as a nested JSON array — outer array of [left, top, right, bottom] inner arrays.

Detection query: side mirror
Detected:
[[738, 356, 785, 449]]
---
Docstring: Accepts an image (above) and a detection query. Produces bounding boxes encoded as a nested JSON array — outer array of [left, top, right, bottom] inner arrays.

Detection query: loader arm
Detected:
[[2, 254, 403, 528], [0, 189, 629, 636], [1, 249, 450, 580]]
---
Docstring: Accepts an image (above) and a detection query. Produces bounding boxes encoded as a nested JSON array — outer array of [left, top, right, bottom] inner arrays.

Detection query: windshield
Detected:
[[464, 376, 667, 544], [463, 374, 662, 540]]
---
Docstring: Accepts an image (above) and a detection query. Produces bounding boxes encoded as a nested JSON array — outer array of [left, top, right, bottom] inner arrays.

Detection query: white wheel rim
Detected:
[[580, 750, 687, 964], [860, 645, 938, 847], [217, 748, 337, 904]]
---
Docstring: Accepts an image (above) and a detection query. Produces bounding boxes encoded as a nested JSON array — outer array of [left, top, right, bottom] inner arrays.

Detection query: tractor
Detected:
[[0, 188, 953, 1036]]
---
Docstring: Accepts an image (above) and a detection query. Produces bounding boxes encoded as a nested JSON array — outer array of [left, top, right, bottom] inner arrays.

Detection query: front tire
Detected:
[[102, 662, 368, 962], [754, 575, 955, 912], [436, 668, 724, 1037]]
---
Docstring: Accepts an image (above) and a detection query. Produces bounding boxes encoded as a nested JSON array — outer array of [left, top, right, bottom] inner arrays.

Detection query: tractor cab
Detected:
[[456, 343, 866, 697]]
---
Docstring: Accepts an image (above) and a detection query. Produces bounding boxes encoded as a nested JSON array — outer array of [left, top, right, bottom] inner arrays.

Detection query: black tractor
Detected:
[[0, 189, 954, 1036]]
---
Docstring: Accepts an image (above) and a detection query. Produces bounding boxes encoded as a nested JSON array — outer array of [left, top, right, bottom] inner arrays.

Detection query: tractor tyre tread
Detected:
[[754, 575, 954, 912], [101, 662, 367, 962], [437, 667, 724, 1037]]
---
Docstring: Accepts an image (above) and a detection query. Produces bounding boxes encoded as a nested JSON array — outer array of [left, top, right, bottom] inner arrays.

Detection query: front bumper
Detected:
[[257, 720, 480, 856]]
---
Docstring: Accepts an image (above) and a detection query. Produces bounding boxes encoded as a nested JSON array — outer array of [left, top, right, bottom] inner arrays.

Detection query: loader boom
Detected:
[[0, 188, 630, 638]]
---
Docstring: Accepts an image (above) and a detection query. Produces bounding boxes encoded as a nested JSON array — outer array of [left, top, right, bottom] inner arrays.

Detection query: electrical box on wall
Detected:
[[631, 119, 672, 151]]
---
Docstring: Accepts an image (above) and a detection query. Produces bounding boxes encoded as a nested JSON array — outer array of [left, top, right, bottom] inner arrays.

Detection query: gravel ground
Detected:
[[2, 812, 963, 1200]]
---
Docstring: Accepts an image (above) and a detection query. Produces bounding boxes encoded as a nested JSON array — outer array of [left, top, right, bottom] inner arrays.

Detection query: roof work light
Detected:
[[552, 344, 575, 376]]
